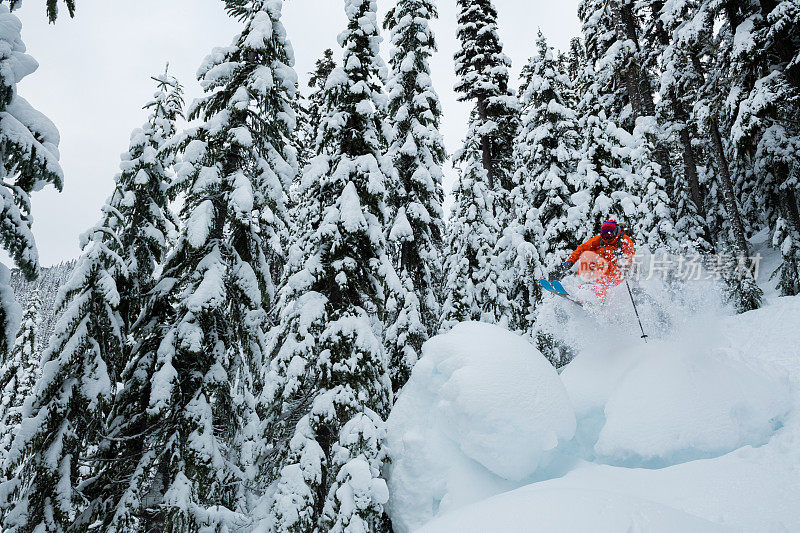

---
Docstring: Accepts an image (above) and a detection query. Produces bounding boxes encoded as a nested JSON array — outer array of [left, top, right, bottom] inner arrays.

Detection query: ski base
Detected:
[[539, 279, 583, 307]]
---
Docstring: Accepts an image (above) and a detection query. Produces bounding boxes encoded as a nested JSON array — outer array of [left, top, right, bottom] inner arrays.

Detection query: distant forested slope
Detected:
[[10, 260, 75, 348]]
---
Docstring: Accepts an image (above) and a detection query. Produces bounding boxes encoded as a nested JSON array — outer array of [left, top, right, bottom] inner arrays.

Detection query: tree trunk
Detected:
[[680, 126, 703, 214], [623, 69, 644, 119], [612, 1, 676, 202], [675, 101, 705, 217], [684, 50, 751, 257], [476, 97, 494, 190], [653, 0, 701, 211], [757, 0, 800, 89], [784, 188, 800, 233], [709, 117, 752, 258], [723, 0, 742, 30]]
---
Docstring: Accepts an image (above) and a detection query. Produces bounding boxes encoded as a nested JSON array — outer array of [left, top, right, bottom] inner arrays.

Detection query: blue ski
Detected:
[[539, 279, 556, 293], [550, 280, 569, 296], [539, 279, 583, 307]]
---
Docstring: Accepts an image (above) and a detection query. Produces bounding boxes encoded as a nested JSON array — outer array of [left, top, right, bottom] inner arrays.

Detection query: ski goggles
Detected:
[[600, 228, 619, 240]]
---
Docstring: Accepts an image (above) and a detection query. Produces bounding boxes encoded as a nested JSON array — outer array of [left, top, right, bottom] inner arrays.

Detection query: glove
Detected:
[[560, 260, 574, 275]]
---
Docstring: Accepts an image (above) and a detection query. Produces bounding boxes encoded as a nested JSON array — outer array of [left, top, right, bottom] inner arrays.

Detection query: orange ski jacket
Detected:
[[567, 233, 635, 268]]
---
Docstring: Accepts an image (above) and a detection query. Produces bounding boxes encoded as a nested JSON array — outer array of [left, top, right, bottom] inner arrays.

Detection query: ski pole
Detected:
[[624, 277, 648, 343]]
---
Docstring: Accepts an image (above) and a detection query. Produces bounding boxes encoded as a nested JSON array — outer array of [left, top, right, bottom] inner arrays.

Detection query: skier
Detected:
[[561, 219, 635, 301]]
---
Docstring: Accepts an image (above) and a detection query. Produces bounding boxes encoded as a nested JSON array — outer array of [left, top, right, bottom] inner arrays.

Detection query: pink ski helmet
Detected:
[[600, 219, 620, 242]]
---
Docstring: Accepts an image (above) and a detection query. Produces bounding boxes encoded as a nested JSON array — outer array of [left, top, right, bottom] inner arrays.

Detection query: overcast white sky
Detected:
[[13, 0, 579, 266]]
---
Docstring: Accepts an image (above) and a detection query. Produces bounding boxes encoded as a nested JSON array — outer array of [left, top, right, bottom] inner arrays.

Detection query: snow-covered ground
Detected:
[[386, 239, 800, 532]]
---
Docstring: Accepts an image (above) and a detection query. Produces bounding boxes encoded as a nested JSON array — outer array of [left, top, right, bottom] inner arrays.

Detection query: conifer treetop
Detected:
[[300, 48, 336, 157], [320, 0, 388, 158], [189, 0, 298, 164], [6, 0, 76, 23], [454, 0, 513, 103], [109, 67, 183, 328], [452, 0, 518, 197]]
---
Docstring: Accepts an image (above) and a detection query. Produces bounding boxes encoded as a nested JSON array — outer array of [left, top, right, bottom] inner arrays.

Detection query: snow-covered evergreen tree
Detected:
[[9, 260, 75, 347], [646, 0, 713, 252], [0, 5, 63, 357], [1, 69, 183, 530], [517, 33, 581, 277], [572, 67, 639, 244], [631, 116, 679, 251], [443, 0, 518, 328], [265, 1, 395, 530], [579, 0, 677, 210], [1, 199, 125, 532], [496, 33, 580, 332], [772, 216, 800, 296], [578, 0, 634, 128], [0, 69, 183, 532], [115, 68, 183, 333], [729, 1, 800, 296], [574, 3, 678, 252], [57, 70, 185, 529], [659, 0, 726, 244], [292, 91, 312, 172], [673, 0, 763, 311], [562, 37, 586, 102], [494, 175, 542, 333], [302, 48, 336, 159], [75, 2, 297, 529], [289, 49, 337, 266], [441, 124, 505, 329], [453, 0, 518, 217], [383, 0, 446, 391], [0, 290, 40, 464], [493, 211, 542, 334]]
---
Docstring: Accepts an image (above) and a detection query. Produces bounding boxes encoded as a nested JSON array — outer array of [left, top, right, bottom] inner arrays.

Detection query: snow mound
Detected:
[[559, 340, 641, 418], [386, 322, 576, 533], [596, 344, 790, 465], [561, 321, 791, 467], [418, 486, 734, 533]]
